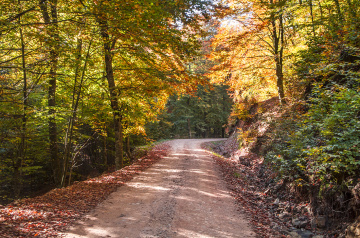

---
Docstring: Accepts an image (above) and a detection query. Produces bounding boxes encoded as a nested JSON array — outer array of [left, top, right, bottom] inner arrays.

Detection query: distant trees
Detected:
[[0, 0, 211, 202], [146, 84, 233, 139], [146, 32, 234, 140]]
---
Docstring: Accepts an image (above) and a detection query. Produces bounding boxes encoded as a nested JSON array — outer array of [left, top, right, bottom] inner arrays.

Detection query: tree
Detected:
[[209, 0, 298, 106], [38, 0, 61, 184], [148, 83, 232, 139], [262, 0, 360, 218], [0, 0, 212, 201]]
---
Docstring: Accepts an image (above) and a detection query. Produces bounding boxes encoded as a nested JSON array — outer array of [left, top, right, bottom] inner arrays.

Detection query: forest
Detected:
[[0, 0, 221, 203], [1, 0, 360, 235]]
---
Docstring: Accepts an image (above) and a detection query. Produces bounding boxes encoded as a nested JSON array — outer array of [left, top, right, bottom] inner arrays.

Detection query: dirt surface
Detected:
[[62, 139, 255, 238]]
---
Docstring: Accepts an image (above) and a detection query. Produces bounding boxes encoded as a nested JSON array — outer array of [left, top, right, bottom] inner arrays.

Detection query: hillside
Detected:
[[206, 97, 360, 238]]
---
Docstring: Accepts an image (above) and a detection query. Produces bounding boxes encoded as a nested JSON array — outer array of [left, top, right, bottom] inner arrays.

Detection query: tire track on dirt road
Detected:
[[63, 139, 255, 238]]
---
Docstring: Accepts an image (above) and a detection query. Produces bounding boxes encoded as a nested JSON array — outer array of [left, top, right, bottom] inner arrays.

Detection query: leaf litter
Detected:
[[0, 142, 170, 238], [203, 140, 341, 238]]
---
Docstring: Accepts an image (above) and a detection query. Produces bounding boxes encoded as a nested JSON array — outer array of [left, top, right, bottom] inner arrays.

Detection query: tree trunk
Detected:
[[333, 0, 344, 23], [13, 6, 27, 198], [187, 118, 192, 139], [277, 12, 286, 105], [40, 0, 60, 185], [103, 130, 108, 167], [345, 0, 357, 19], [114, 115, 123, 169], [187, 97, 192, 138], [309, 0, 316, 36], [97, 17, 123, 170], [270, 0, 286, 105], [125, 136, 132, 161], [318, 0, 324, 20], [61, 39, 92, 187], [61, 39, 82, 187]]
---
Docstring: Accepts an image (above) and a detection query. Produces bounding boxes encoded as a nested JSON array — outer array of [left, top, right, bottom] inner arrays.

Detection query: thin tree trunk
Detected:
[[277, 11, 285, 105], [309, 0, 316, 36], [114, 115, 123, 169], [333, 0, 344, 23], [187, 97, 192, 138], [61, 39, 82, 187], [314, 0, 327, 34], [13, 4, 27, 198], [40, 0, 60, 185], [119, 119, 124, 168], [97, 17, 123, 170], [125, 136, 132, 161], [103, 128, 108, 167], [187, 118, 191, 139], [61, 39, 92, 187], [345, 0, 357, 19], [270, 0, 286, 105], [222, 93, 226, 138]]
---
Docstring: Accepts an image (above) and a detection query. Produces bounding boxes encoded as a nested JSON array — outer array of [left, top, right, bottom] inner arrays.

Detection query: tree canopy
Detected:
[[0, 0, 214, 202]]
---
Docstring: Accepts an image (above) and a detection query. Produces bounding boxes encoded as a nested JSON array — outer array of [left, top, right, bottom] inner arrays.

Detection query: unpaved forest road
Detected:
[[63, 139, 255, 238]]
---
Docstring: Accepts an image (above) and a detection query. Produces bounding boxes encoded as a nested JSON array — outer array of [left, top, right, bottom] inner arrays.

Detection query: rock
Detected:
[[287, 229, 314, 238], [288, 231, 303, 238], [292, 217, 308, 228], [279, 212, 291, 221], [292, 206, 299, 213], [239, 156, 251, 166], [273, 198, 280, 206], [315, 216, 327, 228], [284, 203, 292, 212], [346, 216, 360, 238], [313, 236, 324, 238], [298, 230, 313, 238], [270, 222, 281, 231]]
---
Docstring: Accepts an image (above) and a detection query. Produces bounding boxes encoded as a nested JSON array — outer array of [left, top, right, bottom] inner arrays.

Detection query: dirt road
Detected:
[[63, 139, 255, 238]]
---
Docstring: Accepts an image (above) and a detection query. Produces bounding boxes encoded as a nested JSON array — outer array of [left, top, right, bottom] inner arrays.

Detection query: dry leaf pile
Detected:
[[0, 142, 170, 238]]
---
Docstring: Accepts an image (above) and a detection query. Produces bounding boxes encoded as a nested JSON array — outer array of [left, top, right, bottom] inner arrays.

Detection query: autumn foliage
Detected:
[[209, 0, 360, 234], [0, 0, 210, 202]]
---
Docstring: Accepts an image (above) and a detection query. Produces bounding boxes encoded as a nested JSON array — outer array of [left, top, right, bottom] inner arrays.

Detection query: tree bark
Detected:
[[318, 0, 324, 20], [61, 39, 82, 187], [125, 136, 132, 161], [270, 0, 286, 105], [97, 17, 123, 170], [61, 39, 92, 187], [103, 128, 108, 167], [309, 0, 316, 37], [187, 118, 192, 139], [345, 0, 357, 19], [187, 97, 192, 138], [40, 0, 60, 185], [13, 3, 27, 198], [333, 0, 344, 23]]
